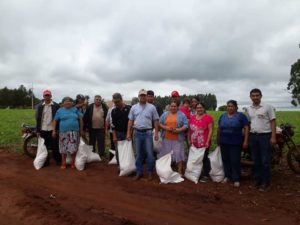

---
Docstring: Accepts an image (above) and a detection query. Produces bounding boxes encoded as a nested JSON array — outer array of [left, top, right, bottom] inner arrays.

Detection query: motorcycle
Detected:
[[21, 123, 38, 158], [241, 123, 300, 175]]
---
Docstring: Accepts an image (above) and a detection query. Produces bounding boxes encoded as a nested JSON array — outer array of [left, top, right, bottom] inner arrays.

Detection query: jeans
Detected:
[[89, 128, 105, 156], [134, 130, 154, 176], [220, 144, 242, 182], [249, 133, 272, 185], [40, 130, 61, 164]]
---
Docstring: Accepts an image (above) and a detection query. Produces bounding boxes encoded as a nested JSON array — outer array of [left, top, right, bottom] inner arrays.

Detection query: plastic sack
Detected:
[[85, 144, 101, 163], [75, 138, 88, 171], [156, 152, 184, 184], [184, 146, 206, 184], [153, 131, 162, 153], [108, 149, 117, 165], [33, 137, 48, 170], [208, 146, 224, 182], [118, 140, 136, 176]]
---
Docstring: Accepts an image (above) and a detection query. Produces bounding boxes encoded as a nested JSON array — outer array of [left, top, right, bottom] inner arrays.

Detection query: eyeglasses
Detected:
[[43, 94, 50, 97]]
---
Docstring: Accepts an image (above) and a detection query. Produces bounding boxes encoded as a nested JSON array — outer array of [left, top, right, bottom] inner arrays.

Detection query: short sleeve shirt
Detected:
[[54, 107, 82, 133], [189, 114, 213, 148], [218, 112, 249, 145], [128, 103, 159, 129], [246, 103, 276, 133]]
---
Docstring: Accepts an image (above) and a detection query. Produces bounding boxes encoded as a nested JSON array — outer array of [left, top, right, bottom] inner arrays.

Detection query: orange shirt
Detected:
[[165, 113, 178, 140]]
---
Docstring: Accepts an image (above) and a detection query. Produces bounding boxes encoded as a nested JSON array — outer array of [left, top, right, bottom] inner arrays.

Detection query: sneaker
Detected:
[[133, 174, 142, 181], [233, 182, 240, 188], [199, 176, 209, 183], [221, 177, 229, 183], [147, 174, 154, 181], [259, 183, 270, 192]]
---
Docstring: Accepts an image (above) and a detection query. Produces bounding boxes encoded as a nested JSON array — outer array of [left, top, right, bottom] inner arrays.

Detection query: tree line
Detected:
[[0, 85, 218, 110], [0, 85, 40, 108], [155, 93, 217, 111]]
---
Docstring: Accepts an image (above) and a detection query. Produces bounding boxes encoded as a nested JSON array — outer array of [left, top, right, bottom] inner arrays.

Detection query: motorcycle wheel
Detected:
[[23, 134, 38, 158], [287, 145, 300, 174]]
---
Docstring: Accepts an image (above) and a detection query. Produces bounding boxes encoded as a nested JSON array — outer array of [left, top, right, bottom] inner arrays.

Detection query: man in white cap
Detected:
[[36, 89, 61, 165], [127, 89, 159, 181]]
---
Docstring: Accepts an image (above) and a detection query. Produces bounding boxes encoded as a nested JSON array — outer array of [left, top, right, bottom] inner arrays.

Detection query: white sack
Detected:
[[33, 137, 48, 170], [208, 146, 225, 182], [156, 152, 184, 184], [184, 146, 206, 184], [85, 144, 101, 163], [75, 138, 88, 171], [118, 140, 136, 176], [108, 149, 117, 165]]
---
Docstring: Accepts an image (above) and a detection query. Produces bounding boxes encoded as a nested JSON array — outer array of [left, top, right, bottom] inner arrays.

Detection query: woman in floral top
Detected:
[[188, 102, 214, 182]]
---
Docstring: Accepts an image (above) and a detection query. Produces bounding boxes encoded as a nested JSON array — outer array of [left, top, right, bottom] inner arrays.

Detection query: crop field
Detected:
[[0, 109, 299, 153]]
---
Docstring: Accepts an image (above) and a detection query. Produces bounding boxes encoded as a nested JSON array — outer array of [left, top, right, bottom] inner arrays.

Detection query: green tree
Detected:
[[287, 59, 300, 106], [218, 105, 227, 111]]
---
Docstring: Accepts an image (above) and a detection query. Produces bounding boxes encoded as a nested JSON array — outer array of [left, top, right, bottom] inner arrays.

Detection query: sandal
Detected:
[[60, 164, 66, 169]]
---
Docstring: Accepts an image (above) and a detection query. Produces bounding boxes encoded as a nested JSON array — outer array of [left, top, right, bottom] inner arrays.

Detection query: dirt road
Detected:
[[0, 149, 299, 225]]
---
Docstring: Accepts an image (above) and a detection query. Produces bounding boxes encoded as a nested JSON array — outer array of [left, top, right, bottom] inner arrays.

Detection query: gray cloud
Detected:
[[0, 0, 299, 107]]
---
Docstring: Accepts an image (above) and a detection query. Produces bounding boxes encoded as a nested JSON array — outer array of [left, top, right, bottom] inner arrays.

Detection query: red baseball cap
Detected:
[[171, 90, 180, 97], [43, 89, 52, 96]]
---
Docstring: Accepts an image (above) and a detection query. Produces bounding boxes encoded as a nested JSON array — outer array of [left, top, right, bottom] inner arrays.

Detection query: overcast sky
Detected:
[[1, 0, 300, 108]]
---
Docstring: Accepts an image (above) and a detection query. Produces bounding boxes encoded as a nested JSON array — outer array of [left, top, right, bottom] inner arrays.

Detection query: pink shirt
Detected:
[[189, 114, 213, 148], [180, 105, 190, 120]]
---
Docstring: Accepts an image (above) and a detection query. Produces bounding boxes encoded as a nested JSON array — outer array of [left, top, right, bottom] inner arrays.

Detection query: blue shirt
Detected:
[[54, 107, 82, 133], [128, 103, 159, 129], [218, 112, 249, 145]]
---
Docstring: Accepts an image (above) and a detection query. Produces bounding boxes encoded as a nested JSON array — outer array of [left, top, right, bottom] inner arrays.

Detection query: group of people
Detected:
[[36, 88, 276, 191]]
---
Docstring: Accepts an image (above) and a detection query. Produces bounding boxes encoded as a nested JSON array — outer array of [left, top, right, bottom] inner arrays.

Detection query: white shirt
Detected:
[[246, 102, 276, 133], [41, 101, 54, 131]]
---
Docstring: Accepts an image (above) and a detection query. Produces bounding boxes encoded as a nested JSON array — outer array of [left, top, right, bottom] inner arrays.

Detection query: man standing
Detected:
[[84, 95, 108, 157], [146, 90, 163, 117], [36, 89, 61, 165], [246, 88, 276, 191], [127, 89, 159, 181], [111, 93, 131, 165]]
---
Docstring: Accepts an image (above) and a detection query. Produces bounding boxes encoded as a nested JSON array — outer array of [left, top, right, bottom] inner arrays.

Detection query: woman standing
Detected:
[[52, 97, 84, 169], [159, 100, 188, 175], [217, 100, 249, 187], [188, 102, 214, 182]]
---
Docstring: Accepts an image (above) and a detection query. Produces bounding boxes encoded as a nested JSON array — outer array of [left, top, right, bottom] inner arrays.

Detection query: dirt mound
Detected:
[[0, 149, 299, 225]]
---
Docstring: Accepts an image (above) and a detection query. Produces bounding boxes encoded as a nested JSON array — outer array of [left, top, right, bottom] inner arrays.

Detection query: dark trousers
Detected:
[[40, 130, 61, 164], [202, 148, 211, 177], [220, 144, 242, 182], [89, 128, 105, 156], [249, 133, 272, 185]]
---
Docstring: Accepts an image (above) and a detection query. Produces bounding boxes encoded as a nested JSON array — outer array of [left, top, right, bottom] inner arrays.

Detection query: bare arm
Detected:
[[52, 120, 57, 138], [270, 119, 276, 145], [154, 120, 159, 141], [126, 120, 133, 140], [243, 125, 249, 149]]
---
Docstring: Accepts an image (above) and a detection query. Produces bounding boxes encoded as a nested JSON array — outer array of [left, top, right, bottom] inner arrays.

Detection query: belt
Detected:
[[250, 132, 271, 136], [135, 128, 152, 133]]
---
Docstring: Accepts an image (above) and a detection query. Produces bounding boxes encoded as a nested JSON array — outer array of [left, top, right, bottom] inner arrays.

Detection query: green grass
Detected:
[[0, 109, 35, 152], [0, 109, 299, 153]]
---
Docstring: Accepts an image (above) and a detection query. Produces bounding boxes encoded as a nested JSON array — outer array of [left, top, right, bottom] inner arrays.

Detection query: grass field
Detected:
[[0, 109, 299, 153]]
